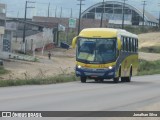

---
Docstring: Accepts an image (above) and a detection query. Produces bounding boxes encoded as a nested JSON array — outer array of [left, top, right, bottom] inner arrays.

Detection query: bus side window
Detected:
[[124, 37, 127, 52], [129, 38, 132, 52], [135, 39, 137, 52], [122, 36, 125, 51], [126, 37, 129, 52], [132, 38, 135, 52], [136, 39, 138, 52]]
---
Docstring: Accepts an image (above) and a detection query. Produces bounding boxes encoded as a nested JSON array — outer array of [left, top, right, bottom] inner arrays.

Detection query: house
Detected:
[[6, 18, 63, 52]]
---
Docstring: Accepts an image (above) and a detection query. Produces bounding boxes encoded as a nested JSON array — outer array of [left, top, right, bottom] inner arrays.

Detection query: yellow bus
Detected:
[[72, 28, 138, 83]]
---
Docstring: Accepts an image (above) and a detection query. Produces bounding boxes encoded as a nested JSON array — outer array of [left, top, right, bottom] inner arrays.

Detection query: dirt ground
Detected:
[[138, 32, 160, 61], [138, 32, 160, 48], [1, 48, 76, 80], [139, 52, 160, 61]]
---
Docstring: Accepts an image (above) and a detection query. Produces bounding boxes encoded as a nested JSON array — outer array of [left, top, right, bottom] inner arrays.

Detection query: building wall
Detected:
[[12, 29, 53, 52], [32, 16, 107, 32], [81, 2, 158, 27]]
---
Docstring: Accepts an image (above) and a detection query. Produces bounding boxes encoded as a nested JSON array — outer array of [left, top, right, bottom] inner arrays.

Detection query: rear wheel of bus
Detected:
[[81, 77, 86, 83], [126, 69, 132, 82], [121, 68, 132, 82]]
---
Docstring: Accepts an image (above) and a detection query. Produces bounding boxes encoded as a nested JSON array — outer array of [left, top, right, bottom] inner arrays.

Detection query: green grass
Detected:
[[139, 46, 160, 53], [137, 60, 160, 76], [0, 73, 79, 87], [0, 66, 9, 75]]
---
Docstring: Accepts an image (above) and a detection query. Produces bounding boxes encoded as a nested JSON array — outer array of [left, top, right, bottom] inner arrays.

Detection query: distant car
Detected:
[[0, 60, 3, 66]]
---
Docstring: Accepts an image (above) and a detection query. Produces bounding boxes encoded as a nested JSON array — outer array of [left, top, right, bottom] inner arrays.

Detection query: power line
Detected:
[[77, 0, 85, 35]]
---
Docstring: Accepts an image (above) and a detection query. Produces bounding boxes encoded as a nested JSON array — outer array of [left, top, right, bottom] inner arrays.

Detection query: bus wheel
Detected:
[[81, 77, 86, 83], [113, 77, 119, 83], [121, 77, 126, 82], [126, 70, 132, 82]]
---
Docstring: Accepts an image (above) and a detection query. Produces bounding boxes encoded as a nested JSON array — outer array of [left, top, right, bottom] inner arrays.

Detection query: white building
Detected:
[[81, 1, 159, 27]]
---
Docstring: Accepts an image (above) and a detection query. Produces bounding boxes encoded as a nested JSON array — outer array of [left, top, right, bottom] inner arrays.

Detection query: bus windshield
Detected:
[[77, 38, 116, 64]]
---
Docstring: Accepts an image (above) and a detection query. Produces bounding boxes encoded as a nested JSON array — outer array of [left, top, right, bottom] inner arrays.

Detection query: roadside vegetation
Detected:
[[137, 60, 160, 76], [139, 46, 160, 53], [0, 66, 9, 75], [0, 73, 78, 87]]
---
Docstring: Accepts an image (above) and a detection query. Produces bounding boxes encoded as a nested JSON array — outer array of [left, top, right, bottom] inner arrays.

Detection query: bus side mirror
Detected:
[[72, 36, 77, 48], [117, 38, 121, 50]]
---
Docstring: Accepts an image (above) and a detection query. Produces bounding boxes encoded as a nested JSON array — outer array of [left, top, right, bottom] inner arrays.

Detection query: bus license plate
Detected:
[[91, 76, 98, 78]]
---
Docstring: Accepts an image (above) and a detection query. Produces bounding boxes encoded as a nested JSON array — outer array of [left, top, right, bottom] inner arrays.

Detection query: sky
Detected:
[[1, 0, 160, 19]]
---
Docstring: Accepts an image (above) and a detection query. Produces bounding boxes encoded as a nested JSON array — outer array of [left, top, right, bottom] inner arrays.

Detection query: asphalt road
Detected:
[[0, 74, 160, 112]]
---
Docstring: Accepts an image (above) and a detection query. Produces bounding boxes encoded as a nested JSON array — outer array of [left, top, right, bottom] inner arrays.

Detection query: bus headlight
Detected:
[[77, 65, 82, 69], [109, 66, 113, 69]]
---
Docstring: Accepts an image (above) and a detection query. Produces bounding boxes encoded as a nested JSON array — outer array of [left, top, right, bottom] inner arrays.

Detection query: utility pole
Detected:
[[48, 2, 50, 17], [142, 1, 146, 27], [70, 8, 73, 18], [22, 1, 35, 53], [100, 0, 105, 27], [77, 0, 85, 35], [158, 3, 160, 28], [60, 7, 62, 18], [159, 11, 160, 28], [55, 6, 57, 18], [122, 0, 127, 29]]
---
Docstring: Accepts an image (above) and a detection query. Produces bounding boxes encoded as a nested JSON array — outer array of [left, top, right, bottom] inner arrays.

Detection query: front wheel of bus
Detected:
[[113, 77, 119, 83], [81, 77, 86, 83]]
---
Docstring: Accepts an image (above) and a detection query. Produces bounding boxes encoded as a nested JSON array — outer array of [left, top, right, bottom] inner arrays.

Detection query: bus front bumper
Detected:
[[75, 67, 115, 79]]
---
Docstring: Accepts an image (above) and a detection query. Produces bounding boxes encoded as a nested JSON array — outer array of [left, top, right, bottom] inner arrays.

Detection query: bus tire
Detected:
[[113, 77, 119, 83], [121, 77, 126, 82], [126, 69, 132, 82], [81, 77, 86, 83]]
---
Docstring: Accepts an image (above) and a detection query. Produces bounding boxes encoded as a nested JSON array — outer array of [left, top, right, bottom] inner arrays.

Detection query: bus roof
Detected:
[[79, 28, 138, 39]]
